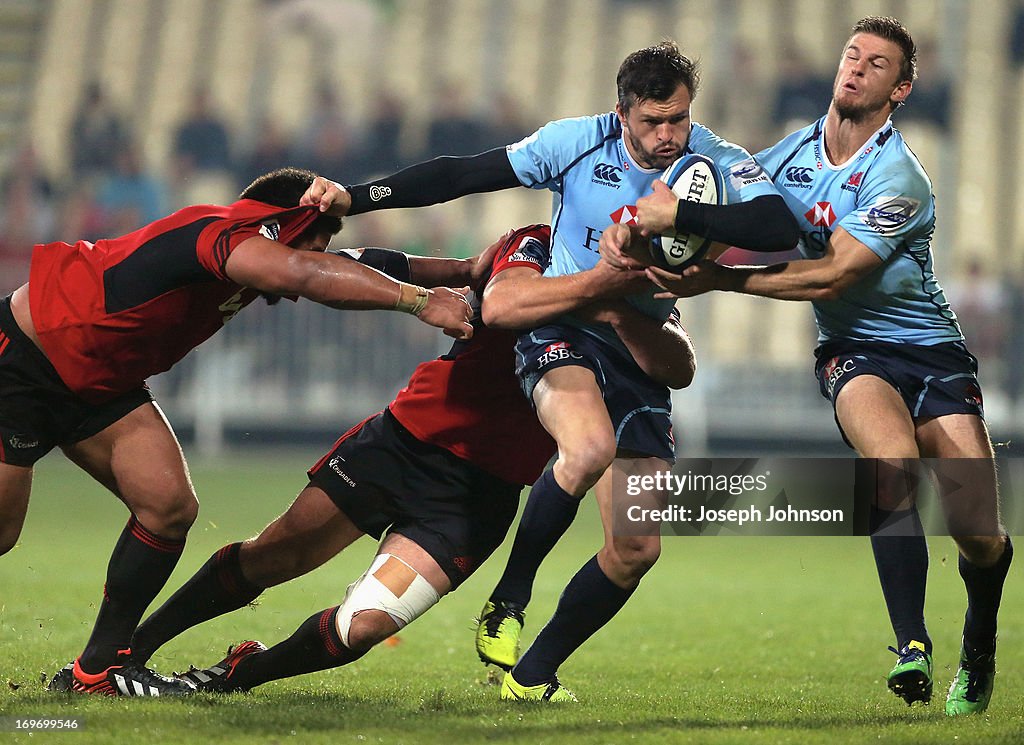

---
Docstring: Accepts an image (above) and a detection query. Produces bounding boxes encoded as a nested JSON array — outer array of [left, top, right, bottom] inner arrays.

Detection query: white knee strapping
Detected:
[[335, 553, 441, 647]]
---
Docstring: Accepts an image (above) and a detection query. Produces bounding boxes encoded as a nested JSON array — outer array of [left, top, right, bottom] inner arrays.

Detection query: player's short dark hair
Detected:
[[616, 40, 700, 112], [851, 16, 917, 83], [241, 167, 343, 237]]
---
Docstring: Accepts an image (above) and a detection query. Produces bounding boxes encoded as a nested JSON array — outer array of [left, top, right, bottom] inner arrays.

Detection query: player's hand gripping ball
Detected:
[[650, 154, 725, 271]]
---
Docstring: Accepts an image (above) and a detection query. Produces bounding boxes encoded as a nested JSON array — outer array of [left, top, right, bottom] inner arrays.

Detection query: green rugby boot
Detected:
[[887, 640, 933, 705], [945, 647, 995, 717], [475, 600, 524, 670], [500, 671, 577, 702]]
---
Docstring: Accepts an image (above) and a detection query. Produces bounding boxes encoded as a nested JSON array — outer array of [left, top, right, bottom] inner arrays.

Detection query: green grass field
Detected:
[[1, 454, 1021, 744]]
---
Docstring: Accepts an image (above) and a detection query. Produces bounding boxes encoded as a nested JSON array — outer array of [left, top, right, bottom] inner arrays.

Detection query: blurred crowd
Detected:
[[1, 35, 1019, 401], [0, 77, 534, 296]]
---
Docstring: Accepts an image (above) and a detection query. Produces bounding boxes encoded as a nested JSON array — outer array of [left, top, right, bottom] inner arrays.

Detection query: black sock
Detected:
[[132, 542, 263, 664], [78, 515, 185, 673], [229, 607, 363, 690], [959, 535, 1013, 658], [870, 507, 931, 653], [512, 556, 633, 686], [491, 469, 584, 608]]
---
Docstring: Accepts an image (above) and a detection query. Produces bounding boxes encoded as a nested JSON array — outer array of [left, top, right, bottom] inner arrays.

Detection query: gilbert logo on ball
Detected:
[[651, 154, 725, 271]]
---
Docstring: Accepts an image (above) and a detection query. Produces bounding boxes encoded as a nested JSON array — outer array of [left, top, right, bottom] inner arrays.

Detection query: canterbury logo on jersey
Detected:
[[591, 163, 623, 187], [785, 166, 814, 186]]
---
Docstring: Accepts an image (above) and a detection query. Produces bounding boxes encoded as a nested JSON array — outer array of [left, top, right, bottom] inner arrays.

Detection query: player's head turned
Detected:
[[616, 40, 700, 113], [241, 167, 343, 238], [849, 16, 918, 88]]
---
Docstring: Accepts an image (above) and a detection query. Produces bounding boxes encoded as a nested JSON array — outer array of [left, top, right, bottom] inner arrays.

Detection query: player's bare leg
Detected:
[[64, 403, 198, 537], [536, 367, 618, 497], [53, 403, 197, 695], [595, 457, 665, 590], [240, 485, 367, 587], [0, 462, 32, 555], [502, 458, 666, 702], [479, 366, 616, 670], [181, 532, 451, 692], [836, 375, 933, 705], [915, 413, 1012, 716]]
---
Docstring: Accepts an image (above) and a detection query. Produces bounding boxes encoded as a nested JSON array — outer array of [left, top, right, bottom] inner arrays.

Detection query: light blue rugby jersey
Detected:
[[756, 116, 962, 345], [506, 111, 778, 352]]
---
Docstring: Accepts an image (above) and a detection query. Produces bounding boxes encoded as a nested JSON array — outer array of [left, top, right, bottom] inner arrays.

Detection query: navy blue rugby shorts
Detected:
[[515, 322, 674, 461], [814, 339, 984, 446]]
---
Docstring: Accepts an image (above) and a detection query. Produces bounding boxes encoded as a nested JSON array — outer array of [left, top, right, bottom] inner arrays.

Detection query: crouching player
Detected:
[[76, 225, 695, 693]]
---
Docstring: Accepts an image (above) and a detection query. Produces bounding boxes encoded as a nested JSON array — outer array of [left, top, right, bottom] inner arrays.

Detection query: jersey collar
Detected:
[[817, 117, 893, 171]]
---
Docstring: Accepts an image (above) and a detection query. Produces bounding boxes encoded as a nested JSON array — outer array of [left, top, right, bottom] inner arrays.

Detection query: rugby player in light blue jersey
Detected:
[[611, 17, 1012, 717], [301, 41, 798, 701]]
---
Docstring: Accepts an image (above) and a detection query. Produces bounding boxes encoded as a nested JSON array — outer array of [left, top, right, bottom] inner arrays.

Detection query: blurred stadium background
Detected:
[[1, 0, 1022, 456]]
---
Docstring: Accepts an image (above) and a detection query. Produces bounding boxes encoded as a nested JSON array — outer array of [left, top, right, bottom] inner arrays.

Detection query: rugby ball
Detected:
[[650, 154, 725, 271]]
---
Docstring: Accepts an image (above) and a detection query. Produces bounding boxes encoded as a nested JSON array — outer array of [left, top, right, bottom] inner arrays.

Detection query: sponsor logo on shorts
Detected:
[[823, 356, 857, 397], [729, 158, 770, 190], [452, 555, 476, 575], [369, 185, 392, 202], [963, 382, 984, 409], [7, 435, 40, 449], [860, 195, 920, 236], [329, 456, 356, 487], [538, 341, 583, 368], [592, 163, 623, 188]]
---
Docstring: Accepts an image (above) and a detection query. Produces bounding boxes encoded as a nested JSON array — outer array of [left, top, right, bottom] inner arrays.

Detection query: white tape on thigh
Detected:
[[335, 553, 441, 647]]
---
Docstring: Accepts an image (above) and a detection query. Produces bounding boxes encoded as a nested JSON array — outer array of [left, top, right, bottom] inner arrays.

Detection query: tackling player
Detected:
[[300, 41, 799, 701], [609, 17, 1012, 717], [1, 167, 474, 697], [52, 225, 697, 695]]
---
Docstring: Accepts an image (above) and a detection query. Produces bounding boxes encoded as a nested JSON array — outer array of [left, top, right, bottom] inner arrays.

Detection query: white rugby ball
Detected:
[[650, 153, 725, 271]]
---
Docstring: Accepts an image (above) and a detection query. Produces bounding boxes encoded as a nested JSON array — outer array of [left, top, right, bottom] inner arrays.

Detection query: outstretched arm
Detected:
[[301, 149, 521, 217], [224, 236, 474, 338], [334, 233, 502, 294]]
